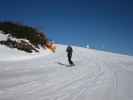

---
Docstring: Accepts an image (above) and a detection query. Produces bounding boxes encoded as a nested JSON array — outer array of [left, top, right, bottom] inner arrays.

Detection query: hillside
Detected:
[[0, 44, 133, 100], [0, 22, 49, 53], [0, 31, 51, 61]]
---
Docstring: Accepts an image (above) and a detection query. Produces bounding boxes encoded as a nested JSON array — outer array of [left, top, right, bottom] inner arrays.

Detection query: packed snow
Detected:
[[0, 43, 133, 100], [0, 31, 133, 100]]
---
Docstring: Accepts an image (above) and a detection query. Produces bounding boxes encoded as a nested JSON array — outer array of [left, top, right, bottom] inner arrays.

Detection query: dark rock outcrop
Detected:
[[0, 39, 39, 53]]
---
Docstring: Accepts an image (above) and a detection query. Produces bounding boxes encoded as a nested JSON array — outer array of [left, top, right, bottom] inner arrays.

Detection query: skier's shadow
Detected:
[[57, 62, 72, 67]]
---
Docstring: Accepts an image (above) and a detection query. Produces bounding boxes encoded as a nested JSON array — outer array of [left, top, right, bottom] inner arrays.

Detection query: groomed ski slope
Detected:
[[0, 44, 133, 100]]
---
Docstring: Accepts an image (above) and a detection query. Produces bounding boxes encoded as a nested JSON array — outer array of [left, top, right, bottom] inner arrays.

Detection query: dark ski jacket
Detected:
[[66, 46, 73, 57]]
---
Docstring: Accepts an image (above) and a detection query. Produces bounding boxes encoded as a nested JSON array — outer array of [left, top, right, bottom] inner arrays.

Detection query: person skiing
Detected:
[[66, 45, 74, 65]]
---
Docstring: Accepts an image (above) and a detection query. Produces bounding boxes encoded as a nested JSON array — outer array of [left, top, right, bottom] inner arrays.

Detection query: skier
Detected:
[[66, 45, 74, 65]]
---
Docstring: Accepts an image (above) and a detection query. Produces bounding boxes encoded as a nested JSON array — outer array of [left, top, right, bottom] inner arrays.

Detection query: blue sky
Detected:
[[0, 0, 133, 55]]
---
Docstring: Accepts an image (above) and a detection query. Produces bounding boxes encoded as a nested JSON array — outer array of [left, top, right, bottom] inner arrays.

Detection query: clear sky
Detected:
[[0, 0, 133, 55]]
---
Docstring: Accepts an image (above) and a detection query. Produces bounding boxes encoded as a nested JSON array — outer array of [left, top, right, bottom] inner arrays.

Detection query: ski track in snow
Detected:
[[0, 44, 133, 100]]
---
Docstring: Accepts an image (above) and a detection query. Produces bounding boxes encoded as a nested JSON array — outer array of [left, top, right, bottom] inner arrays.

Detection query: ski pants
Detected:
[[68, 54, 73, 65]]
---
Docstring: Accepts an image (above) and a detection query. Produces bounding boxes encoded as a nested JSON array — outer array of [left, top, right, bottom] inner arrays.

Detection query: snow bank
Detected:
[[0, 31, 51, 61], [0, 44, 51, 61]]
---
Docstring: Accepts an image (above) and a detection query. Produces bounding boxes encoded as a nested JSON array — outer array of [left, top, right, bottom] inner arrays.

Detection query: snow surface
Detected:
[[0, 45, 51, 61], [0, 31, 8, 41], [0, 44, 133, 100]]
